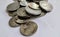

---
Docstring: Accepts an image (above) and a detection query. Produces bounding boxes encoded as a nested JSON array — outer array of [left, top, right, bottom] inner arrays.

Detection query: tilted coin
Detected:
[[15, 18, 28, 24], [9, 16, 20, 27], [16, 7, 30, 18], [25, 6, 41, 15], [39, 11, 46, 17], [28, 2, 39, 10], [7, 1, 20, 11], [39, 1, 53, 12], [20, 21, 38, 36], [7, 11, 17, 17], [20, 0, 28, 6]]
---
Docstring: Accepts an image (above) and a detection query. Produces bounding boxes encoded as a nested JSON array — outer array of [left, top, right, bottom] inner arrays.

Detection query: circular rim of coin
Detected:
[[39, 1, 53, 12], [25, 6, 41, 15], [16, 7, 30, 18], [20, 21, 38, 36], [28, 2, 39, 10], [9, 16, 20, 27], [7, 1, 20, 11]]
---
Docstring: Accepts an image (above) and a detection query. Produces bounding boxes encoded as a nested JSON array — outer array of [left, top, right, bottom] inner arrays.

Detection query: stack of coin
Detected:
[[6, 0, 53, 36]]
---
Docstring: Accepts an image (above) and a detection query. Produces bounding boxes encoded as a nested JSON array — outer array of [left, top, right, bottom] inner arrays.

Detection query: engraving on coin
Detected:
[[25, 6, 41, 15], [17, 7, 30, 18], [39, 1, 53, 12], [7, 1, 20, 11], [20, 21, 38, 36], [9, 16, 20, 27]]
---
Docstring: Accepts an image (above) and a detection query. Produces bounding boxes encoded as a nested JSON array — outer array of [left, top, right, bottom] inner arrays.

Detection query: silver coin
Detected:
[[20, 0, 28, 6], [17, 7, 30, 18], [39, 1, 53, 12], [25, 6, 41, 15], [20, 21, 38, 36], [28, 2, 39, 10], [9, 16, 20, 27], [7, 1, 20, 11], [7, 11, 17, 17], [40, 11, 46, 17], [15, 18, 29, 24]]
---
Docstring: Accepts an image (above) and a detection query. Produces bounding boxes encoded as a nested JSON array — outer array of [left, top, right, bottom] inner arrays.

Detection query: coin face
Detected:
[[25, 6, 41, 15], [9, 16, 20, 27], [7, 1, 20, 11], [20, 21, 38, 36], [17, 7, 30, 18], [39, 1, 53, 12], [28, 2, 39, 10]]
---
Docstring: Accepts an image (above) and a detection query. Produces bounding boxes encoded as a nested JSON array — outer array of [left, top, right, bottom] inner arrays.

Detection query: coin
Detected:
[[39, 1, 53, 12], [7, 11, 17, 17], [7, 1, 20, 11], [28, 2, 39, 10], [9, 16, 20, 27], [25, 6, 41, 15], [16, 7, 30, 18], [15, 18, 28, 24], [20, 21, 38, 36], [20, 0, 28, 6], [40, 11, 46, 17]]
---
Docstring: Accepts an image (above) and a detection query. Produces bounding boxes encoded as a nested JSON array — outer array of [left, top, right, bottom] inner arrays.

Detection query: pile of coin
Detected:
[[6, 0, 53, 36]]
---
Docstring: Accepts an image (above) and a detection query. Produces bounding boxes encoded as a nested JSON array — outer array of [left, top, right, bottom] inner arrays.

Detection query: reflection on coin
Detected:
[[17, 7, 30, 18], [20, 21, 38, 36], [20, 0, 28, 6], [25, 6, 41, 15], [7, 1, 20, 11], [39, 1, 53, 12], [9, 16, 19, 27], [28, 2, 39, 10]]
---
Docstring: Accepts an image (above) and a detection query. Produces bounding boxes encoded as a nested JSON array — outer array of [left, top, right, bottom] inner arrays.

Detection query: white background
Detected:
[[0, 0, 60, 37]]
